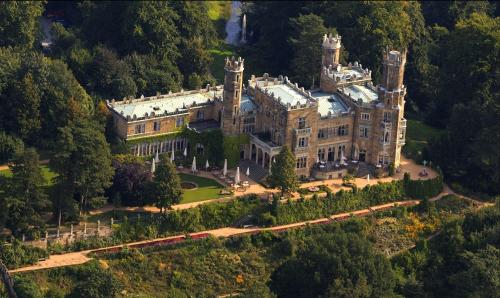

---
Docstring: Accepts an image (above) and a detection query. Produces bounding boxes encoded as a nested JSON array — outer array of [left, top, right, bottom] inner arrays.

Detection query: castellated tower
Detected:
[[221, 56, 244, 135], [375, 49, 407, 168], [321, 34, 341, 68]]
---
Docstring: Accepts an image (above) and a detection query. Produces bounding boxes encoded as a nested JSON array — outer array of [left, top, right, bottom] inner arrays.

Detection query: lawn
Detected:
[[209, 43, 237, 83], [179, 173, 226, 204], [0, 165, 57, 185], [403, 119, 444, 163]]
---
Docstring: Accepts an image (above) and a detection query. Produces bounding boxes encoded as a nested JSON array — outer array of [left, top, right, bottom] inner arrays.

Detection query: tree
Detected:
[[288, 14, 330, 87], [0, 2, 44, 48], [51, 120, 114, 215], [0, 148, 50, 235], [270, 230, 396, 297], [68, 262, 122, 298], [0, 131, 24, 164], [3, 73, 41, 141], [151, 157, 183, 213], [109, 155, 152, 206], [269, 146, 299, 196]]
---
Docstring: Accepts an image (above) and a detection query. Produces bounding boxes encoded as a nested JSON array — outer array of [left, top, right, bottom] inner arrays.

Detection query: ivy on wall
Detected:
[[183, 128, 225, 167], [223, 134, 250, 168]]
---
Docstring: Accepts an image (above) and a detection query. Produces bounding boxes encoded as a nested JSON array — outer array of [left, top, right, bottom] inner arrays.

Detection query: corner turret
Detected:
[[222, 56, 244, 135], [322, 34, 341, 68]]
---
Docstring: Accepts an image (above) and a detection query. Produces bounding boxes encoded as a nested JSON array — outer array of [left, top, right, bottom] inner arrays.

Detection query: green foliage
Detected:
[[270, 227, 396, 297], [276, 181, 405, 224], [0, 2, 44, 48], [222, 134, 249, 168], [0, 131, 24, 164], [68, 261, 122, 298], [183, 128, 224, 167], [0, 240, 48, 269], [393, 205, 500, 297], [403, 170, 443, 199], [51, 119, 114, 215], [12, 275, 43, 298], [288, 14, 330, 87], [0, 148, 50, 235], [269, 147, 299, 195], [152, 157, 183, 212]]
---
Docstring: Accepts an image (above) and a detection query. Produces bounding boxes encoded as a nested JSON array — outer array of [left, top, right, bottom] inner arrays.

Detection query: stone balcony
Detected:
[[294, 127, 312, 136]]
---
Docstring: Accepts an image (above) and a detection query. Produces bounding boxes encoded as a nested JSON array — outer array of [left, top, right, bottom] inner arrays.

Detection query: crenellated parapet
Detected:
[[250, 74, 317, 111], [322, 33, 341, 50], [106, 85, 223, 121], [224, 56, 244, 72]]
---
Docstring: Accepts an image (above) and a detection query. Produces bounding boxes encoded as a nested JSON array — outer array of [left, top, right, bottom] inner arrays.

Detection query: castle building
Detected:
[[107, 34, 407, 179]]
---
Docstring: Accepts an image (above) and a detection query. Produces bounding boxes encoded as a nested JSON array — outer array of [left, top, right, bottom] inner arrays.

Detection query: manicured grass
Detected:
[[0, 165, 57, 185], [209, 43, 237, 83], [403, 119, 444, 163], [179, 173, 226, 204], [406, 119, 444, 142]]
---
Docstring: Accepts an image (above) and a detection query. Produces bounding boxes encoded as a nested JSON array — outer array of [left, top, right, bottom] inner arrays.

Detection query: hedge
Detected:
[[403, 168, 443, 199]]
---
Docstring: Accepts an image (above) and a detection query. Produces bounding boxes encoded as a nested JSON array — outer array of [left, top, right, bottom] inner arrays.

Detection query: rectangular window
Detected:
[[135, 123, 145, 134], [153, 121, 161, 131], [318, 148, 325, 161], [383, 112, 392, 122], [298, 137, 308, 147], [359, 127, 369, 138], [318, 128, 326, 139], [338, 125, 348, 136], [298, 117, 306, 129], [296, 156, 307, 169], [196, 110, 204, 120], [361, 113, 370, 120], [176, 117, 184, 128]]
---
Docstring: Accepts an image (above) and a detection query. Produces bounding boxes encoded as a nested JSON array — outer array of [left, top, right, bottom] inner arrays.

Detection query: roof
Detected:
[[260, 84, 309, 106], [331, 68, 365, 81], [240, 94, 257, 112], [312, 92, 349, 117], [343, 84, 378, 103], [111, 91, 218, 119]]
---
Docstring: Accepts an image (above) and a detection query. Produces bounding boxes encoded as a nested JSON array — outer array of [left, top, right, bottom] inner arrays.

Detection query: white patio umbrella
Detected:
[[235, 167, 240, 185], [183, 147, 188, 157], [192, 156, 197, 173], [367, 174, 370, 182], [340, 150, 347, 166], [151, 158, 156, 174], [155, 151, 160, 163], [205, 159, 210, 170], [316, 155, 320, 163], [246, 167, 250, 176], [223, 159, 227, 176], [170, 147, 175, 162]]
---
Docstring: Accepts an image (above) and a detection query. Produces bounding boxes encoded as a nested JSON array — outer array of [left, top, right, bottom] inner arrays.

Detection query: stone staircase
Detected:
[[237, 160, 268, 182]]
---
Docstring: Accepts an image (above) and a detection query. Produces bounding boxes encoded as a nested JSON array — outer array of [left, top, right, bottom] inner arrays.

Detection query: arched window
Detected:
[[385, 132, 390, 143]]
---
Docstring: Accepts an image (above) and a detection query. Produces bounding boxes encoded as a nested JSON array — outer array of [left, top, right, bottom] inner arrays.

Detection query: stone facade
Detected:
[[107, 34, 407, 178]]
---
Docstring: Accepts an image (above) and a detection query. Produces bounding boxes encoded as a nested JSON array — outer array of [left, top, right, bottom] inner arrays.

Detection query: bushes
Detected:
[[276, 181, 405, 224], [403, 170, 443, 199], [0, 240, 48, 269]]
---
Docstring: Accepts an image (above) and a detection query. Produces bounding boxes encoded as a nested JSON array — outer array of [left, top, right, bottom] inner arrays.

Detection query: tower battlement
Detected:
[[383, 49, 406, 65], [224, 56, 245, 72], [322, 34, 341, 49]]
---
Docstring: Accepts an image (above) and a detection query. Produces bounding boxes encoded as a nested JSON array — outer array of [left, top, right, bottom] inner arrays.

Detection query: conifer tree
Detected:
[[152, 157, 183, 213], [270, 146, 299, 196]]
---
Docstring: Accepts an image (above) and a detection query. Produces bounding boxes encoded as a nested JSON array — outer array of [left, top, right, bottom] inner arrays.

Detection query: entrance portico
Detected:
[[248, 134, 282, 173]]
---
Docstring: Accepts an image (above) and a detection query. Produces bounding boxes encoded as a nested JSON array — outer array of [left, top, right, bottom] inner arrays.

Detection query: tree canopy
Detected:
[[269, 146, 299, 196]]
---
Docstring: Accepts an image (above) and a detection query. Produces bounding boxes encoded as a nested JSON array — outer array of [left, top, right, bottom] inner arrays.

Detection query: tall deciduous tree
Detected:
[[270, 146, 299, 196], [151, 157, 182, 213], [51, 120, 114, 215], [288, 14, 330, 88], [0, 2, 44, 48]]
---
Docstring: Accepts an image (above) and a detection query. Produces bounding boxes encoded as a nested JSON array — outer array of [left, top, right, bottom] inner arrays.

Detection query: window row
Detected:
[[296, 156, 307, 169], [130, 138, 187, 156], [133, 117, 185, 135], [318, 125, 349, 139], [317, 145, 346, 162]]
